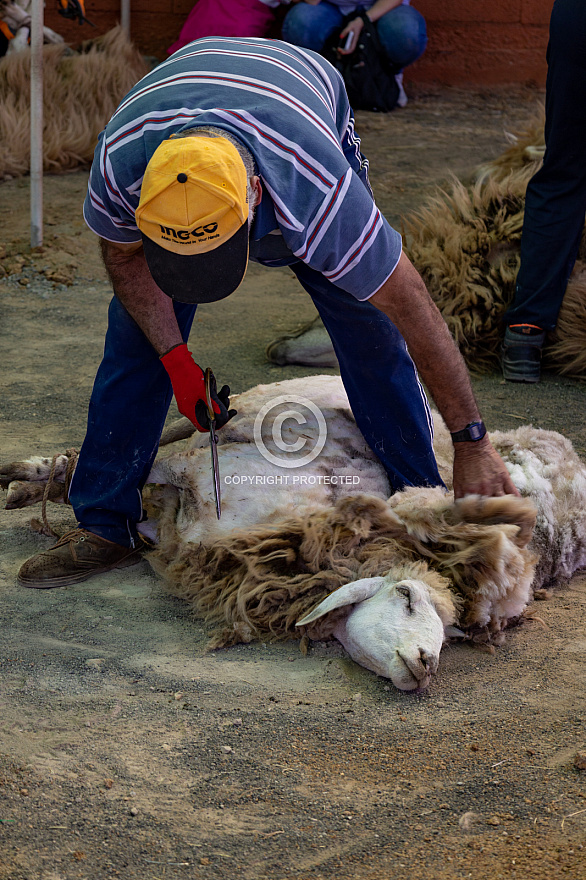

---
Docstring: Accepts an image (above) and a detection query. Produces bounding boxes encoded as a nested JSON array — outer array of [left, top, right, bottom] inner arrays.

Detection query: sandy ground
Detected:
[[1, 85, 585, 880]]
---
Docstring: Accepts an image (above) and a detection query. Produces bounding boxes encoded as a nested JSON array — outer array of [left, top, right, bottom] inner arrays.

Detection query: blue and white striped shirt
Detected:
[[84, 37, 402, 300]]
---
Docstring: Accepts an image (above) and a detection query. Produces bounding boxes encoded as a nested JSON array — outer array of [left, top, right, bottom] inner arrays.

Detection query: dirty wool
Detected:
[[0, 26, 148, 179]]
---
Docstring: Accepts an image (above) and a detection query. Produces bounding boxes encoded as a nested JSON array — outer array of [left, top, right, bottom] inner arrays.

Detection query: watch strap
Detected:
[[450, 421, 487, 443]]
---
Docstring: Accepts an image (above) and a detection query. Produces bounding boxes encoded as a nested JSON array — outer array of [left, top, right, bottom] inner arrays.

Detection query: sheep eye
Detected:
[[397, 585, 413, 613]]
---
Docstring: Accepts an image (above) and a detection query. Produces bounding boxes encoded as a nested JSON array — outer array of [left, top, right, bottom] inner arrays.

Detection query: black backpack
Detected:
[[322, 13, 399, 113]]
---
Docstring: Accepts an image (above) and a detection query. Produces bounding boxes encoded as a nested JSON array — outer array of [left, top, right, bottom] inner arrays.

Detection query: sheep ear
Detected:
[[296, 577, 386, 627]]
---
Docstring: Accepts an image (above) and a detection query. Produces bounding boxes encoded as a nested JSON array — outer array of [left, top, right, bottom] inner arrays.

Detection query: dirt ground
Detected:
[[1, 85, 585, 880]]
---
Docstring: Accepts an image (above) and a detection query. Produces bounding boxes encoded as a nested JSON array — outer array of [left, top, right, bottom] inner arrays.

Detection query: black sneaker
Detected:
[[501, 326, 546, 383]]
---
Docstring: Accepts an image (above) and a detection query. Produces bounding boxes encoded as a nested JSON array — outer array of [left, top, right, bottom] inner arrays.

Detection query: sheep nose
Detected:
[[419, 649, 438, 675]]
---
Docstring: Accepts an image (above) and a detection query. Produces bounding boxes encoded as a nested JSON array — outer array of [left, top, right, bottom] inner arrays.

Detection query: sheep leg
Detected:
[[159, 416, 197, 447], [266, 316, 338, 368], [42, 26, 64, 45], [0, 454, 70, 487], [5, 480, 67, 510], [2, 2, 30, 29], [5, 25, 29, 54]]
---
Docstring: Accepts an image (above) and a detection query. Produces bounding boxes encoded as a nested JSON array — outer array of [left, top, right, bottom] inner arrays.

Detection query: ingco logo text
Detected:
[[159, 222, 219, 240]]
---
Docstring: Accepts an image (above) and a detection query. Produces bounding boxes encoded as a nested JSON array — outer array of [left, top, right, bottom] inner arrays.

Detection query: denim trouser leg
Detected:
[[505, 0, 586, 331], [291, 262, 444, 493], [281, 1, 344, 52], [69, 296, 197, 547], [375, 5, 427, 68], [282, 2, 427, 69]]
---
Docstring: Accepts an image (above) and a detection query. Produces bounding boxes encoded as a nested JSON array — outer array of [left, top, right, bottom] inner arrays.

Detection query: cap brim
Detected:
[[141, 221, 249, 304]]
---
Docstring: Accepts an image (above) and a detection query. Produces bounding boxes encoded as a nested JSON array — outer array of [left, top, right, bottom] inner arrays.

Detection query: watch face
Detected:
[[451, 421, 486, 442], [468, 423, 484, 441]]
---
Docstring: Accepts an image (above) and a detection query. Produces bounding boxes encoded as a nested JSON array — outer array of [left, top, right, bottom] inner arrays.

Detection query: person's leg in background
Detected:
[[291, 262, 443, 493], [502, 0, 586, 382], [281, 1, 344, 52], [375, 4, 427, 107]]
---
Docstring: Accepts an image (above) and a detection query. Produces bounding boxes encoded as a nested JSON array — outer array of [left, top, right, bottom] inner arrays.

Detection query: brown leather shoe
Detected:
[[17, 528, 145, 589]]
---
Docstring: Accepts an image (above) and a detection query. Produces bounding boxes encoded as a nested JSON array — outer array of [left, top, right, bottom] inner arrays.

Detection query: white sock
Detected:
[[395, 71, 408, 108]]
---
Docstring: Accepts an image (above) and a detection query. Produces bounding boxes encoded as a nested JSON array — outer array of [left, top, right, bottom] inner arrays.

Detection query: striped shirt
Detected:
[[84, 37, 402, 300]]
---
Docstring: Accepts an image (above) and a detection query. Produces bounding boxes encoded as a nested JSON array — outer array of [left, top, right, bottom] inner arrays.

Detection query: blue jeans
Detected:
[[505, 0, 586, 331], [282, 2, 427, 69], [69, 297, 197, 547], [69, 265, 442, 547]]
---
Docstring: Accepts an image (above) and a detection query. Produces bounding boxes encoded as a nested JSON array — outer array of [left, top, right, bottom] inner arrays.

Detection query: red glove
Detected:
[[160, 343, 235, 433]]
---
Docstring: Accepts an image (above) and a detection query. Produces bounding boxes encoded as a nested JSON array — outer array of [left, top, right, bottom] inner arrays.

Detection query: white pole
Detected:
[[121, 0, 130, 38], [30, 0, 43, 248]]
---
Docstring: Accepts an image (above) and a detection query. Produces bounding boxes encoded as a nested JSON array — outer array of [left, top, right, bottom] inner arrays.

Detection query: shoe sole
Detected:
[[503, 372, 540, 383], [17, 551, 144, 590]]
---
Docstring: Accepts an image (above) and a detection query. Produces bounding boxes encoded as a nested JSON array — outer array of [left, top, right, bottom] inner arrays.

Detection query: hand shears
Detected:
[[204, 367, 222, 520]]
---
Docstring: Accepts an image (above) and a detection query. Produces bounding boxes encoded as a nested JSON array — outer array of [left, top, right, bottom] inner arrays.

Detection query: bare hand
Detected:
[[338, 17, 364, 54], [452, 437, 521, 499]]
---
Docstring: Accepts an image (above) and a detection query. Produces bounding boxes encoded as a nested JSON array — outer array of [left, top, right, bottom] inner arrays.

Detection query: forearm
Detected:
[[370, 253, 519, 498], [99, 239, 234, 433], [369, 252, 481, 433], [363, 0, 403, 23], [340, 1, 402, 52], [100, 239, 183, 356]]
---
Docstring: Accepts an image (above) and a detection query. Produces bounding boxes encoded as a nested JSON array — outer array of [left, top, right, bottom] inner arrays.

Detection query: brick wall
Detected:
[[43, 0, 552, 86], [410, 0, 551, 85]]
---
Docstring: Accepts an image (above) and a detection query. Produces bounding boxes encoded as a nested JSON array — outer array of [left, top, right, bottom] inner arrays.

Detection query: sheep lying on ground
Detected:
[[3, 376, 585, 691], [266, 111, 586, 379], [0, 26, 148, 179]]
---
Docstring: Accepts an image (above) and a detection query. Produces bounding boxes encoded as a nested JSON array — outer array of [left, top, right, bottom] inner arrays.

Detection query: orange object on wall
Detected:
[[42, 0, 551, 86]]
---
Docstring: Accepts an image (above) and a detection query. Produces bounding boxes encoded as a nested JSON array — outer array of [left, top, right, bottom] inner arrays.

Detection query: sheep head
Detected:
[[296, 571, 456, 691]]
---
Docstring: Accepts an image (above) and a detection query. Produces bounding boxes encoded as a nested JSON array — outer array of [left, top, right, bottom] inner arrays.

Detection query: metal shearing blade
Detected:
[[204, 368, 221, 519]]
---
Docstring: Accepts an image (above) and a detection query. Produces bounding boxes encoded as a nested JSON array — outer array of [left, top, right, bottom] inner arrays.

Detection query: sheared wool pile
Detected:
[[404, 108, 586, 379], [0, 26, 148, 179]]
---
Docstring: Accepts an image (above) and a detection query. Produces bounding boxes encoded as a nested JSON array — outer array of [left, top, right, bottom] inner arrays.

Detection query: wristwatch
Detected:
[[450, 421, 487, 443]]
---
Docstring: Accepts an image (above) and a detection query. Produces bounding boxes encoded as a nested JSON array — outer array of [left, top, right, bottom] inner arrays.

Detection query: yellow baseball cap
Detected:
[[136, 134, 250, 303]]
